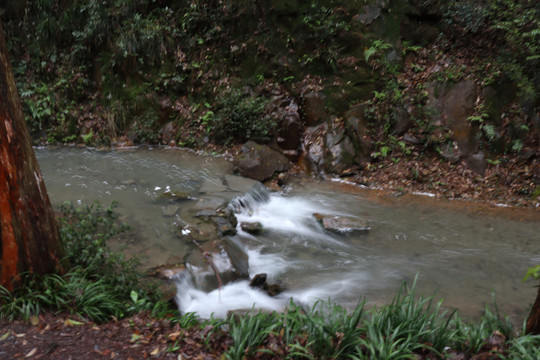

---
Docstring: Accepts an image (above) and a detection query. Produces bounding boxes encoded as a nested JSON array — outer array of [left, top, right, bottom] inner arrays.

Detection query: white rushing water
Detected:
[[36, 147, 540, 322]]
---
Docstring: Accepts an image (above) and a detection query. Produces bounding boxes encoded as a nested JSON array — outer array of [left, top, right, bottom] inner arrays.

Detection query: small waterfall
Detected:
[[228, 182, 271, 214], [174, 270, 287, 319]]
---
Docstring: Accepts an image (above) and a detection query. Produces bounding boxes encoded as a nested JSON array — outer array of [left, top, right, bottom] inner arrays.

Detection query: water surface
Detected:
[[36, 147, 539, 322]]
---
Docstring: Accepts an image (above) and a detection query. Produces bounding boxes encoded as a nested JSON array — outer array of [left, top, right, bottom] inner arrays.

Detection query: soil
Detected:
[[0, 312, 230, 360]]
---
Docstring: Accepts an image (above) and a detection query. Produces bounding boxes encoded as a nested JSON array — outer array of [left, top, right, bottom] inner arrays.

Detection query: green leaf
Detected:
[[130, 290, 138, 303]]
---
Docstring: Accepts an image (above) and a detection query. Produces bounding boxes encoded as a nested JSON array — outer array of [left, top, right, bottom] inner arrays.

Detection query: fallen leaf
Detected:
[[64, 319, 84, 326], [0, 332, 10, 341], [25, 348, 37, 358], [30, 315, 39, 326], [150, 347, 160, 356], [168, 331, 182, 341]]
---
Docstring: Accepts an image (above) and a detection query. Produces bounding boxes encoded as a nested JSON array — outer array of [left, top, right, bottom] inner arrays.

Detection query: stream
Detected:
[[36, 147, 540, 322]]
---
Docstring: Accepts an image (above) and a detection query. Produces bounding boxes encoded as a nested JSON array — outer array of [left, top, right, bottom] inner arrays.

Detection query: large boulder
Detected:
[[427, 80, 487, 174], [234, 141, 290, 181], [325, 123, 357, 174]]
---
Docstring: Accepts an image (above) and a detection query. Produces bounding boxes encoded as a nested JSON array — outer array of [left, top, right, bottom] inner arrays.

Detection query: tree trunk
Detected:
[[0, 20, 66, 290], [526, 280, 540, 335]]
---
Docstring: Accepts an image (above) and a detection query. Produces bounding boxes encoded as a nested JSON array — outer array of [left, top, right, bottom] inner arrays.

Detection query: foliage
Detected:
[[206, 87, 275, 145], [225, 311, 277, 360], [523, 265, 540, 281], [0, 270, 122, 323], [0, 201, 172, 323], [504, 334, 540, 359]]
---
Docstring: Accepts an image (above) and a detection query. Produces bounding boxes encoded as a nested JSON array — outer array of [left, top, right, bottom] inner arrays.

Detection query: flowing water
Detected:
[[36, 147, 539, 322]]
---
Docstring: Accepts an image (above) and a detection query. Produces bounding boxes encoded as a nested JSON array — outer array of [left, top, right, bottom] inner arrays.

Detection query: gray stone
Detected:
[[162, 204, 180, 217], [121, 179, 136, 185], [302, 91, 327, 127], [224, 174, 261, 194], [240, 222, 263, 235], [234, 141, 290, 181], [465, 152, 487, 176], [198, 177, 228, 194], [313, 213, 370, 234], [211, 216, 237, 236], [193, 209, 219, 218], [222, 237, 250, 278], [355, 3, 382, 25], [157, 190, 193, 202]]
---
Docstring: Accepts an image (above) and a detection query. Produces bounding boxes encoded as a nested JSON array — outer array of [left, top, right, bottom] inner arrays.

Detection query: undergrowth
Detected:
[[0, 201, 172, 323]]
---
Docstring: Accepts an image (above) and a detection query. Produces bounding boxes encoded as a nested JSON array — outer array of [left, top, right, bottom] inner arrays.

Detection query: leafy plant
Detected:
[[206, 87, 275, 145], [225, 310, 277, 360], [504, 334, 540, 360]]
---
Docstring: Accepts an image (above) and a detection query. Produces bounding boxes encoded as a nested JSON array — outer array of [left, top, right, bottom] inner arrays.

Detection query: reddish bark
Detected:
[[0, 20, 65, 290], [526, 281, 540, 335]]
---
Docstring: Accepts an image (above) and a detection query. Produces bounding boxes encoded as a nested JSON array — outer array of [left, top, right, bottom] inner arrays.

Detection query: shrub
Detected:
[[207, 87, 276, 145]]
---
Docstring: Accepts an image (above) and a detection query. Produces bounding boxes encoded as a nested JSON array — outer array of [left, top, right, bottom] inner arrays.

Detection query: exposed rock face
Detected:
[[344, 102, 373, 164], [428, 80, 487, 174], [326, 122, 357, 173], [303, 123, 327, 172], [313, 213, 370, 234], [234, 141, 290, 181], [302, 91, 327, 127]]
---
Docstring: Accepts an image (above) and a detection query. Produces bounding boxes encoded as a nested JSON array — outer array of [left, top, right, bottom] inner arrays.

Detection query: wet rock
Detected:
[[234, 141, 290, 181], [212, 216, 236, 236], [193, 209, 219, 218], [249, 273, 284, 297], [313, 213, 371, 234], [326, 132, 357, 174], [222, 237, 250, 277], [121, 179, 136, 185], [249, 273, 267, 288], [192, 197, 228, 211], [240, 222, 263, 235], [198, 177, 228, 194], [147, 264, 186, 279], [162, 204, 180, 217], [223, 174, 261, 194], [302, 91, 327, 127], [211, 208, 238, 236], [157, 190, 194, 202]]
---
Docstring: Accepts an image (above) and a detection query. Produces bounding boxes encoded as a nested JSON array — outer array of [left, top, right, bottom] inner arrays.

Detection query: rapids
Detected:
[[36, 147, 540, 322]]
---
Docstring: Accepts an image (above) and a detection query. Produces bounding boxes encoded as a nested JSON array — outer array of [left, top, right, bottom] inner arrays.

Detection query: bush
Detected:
[[207, 87, 276, 145]]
